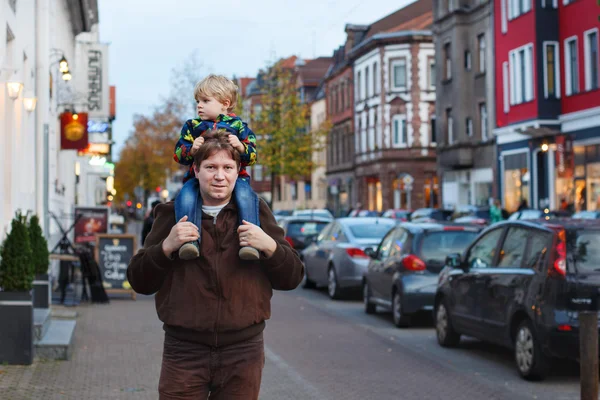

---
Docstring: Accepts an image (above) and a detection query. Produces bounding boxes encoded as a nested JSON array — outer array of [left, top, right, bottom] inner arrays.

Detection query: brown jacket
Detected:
[[127, 200, 304, 347]]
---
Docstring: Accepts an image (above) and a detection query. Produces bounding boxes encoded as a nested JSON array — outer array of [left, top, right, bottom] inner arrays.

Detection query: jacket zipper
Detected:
[[213, 214, 221, 347]]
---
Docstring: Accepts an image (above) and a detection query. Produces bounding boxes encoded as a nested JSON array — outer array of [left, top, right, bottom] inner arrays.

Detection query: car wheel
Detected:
[[435, 300, 461, 347], [328, 267, 342, 300], [514, 320, 549, 380], [392, 290, 411, 327], [363, 281, 376, 314]]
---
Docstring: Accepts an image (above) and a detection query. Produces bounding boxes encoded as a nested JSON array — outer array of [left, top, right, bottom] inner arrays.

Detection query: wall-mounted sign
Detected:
[[88, 120, 110, 133], [555, 135, 574, 179], [60, 112, 88, 150], [74, 206, 109, 243], [76, 42, 110, 118]]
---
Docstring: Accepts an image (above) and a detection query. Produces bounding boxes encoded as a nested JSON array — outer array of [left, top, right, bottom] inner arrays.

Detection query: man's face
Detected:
[[195, 149, 239, 206], [196, 95, 229, 121]]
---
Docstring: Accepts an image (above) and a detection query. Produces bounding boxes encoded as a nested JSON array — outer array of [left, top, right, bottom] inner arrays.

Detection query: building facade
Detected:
[[493, 0, 600, 213], [324, 40, 356, 216], [0, 0, 101, 244], [433, 0, 496, 209], [349, 0, 439, 212]]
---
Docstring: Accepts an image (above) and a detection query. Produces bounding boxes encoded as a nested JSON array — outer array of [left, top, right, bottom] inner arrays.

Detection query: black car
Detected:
[[434, 219, 600, 380], [278, 216, 330, 251], [410, 208, 454, 223], [363, 223, 481, 327], [508, 208, 572, 220]]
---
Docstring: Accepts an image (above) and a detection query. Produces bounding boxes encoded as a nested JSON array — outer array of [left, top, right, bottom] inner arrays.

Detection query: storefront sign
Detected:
[[60, 112, 88, 150], [74, 206, 109, 243], [76, 42, 110, 118], [555, 135, 574, 179]]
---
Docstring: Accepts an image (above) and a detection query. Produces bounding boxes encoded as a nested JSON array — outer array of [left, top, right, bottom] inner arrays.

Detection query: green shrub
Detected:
[[28, 215, 49, 276], [0, 211, 34, 291]]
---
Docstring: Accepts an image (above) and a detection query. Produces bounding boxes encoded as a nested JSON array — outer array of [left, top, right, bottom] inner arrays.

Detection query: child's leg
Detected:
[[234, 177, 260, 260], [174, 179, 201, 259]]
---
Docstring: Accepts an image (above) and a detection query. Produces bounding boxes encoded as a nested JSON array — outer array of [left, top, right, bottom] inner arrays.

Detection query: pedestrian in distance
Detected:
[[141, 200, 161, 246], [127, 130, 304, 399], [173, 74, 260, 261], [490, 199, 504, 223]]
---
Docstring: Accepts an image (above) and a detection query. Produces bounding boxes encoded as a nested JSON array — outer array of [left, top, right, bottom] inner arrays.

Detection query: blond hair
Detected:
[[193, 74, 238, 112]]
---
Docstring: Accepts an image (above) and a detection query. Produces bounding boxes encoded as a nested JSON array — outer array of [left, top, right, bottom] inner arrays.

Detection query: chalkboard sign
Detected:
[[94, 234, 136, 300]]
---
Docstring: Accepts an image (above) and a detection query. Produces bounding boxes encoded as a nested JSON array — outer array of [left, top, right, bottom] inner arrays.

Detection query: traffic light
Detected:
[[126, 200, 133, 207]]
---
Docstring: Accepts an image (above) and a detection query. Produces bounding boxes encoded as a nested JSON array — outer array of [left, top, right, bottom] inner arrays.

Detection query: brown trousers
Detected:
[[158, 332, 265, 399]]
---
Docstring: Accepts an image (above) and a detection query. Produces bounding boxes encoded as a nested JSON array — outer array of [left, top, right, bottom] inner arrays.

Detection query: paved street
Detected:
[[0, 282, 585, 400]]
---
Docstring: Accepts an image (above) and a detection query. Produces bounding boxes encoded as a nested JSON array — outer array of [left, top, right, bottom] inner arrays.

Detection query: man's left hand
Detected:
[[228, 134, 245, 154], [237, 220, 277, 258]]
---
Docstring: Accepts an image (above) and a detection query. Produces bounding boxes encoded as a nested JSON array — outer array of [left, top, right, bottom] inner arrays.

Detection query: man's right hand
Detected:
[[190, 136, 205, 155], [162, 216, 199, 257]]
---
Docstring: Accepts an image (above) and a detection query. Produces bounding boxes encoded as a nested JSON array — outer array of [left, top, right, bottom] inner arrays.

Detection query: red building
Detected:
[[493, 0, 599, 213]]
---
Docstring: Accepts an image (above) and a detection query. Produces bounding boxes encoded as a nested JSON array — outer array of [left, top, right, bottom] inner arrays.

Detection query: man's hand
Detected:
[[237, 220, 277, 258], [227, 134, 245, 154], [162, 216, 199, 257], [190, 136, 205, 155]]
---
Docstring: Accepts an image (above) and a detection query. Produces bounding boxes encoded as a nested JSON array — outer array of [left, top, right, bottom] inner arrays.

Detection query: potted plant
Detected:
[[0, 211, 35, 365], [29, 215, 50, 308]]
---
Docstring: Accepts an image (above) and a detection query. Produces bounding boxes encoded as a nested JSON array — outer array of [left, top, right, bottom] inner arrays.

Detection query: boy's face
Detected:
[[196, 95, 230, 120]]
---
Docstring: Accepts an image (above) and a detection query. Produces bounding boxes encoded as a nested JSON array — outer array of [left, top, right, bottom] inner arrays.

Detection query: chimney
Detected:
[[344, 24, 369, 55]]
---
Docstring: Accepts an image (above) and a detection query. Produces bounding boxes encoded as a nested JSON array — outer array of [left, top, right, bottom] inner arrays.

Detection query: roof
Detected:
[[397, 222, 483, 233], [361, 0, 433, 41], [278, 55, 300, 69], [503, 219, 600, 231], [297, 57, 333, 87], [237, 77, 255, 97], [336, 217, 397, 226]]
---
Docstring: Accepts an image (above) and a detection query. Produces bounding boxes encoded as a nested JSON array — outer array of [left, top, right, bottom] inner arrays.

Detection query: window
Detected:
[[305, 182, 312, 200], [357, 71, 362, 100], [377, 230, 396, 259], [421, 231, 479, 263], [524, 231, 552, 270], [393, 115, 408, 147], [502, 62, 510, 113], [544, 42, 560, 98], [446, 109, 454, 145], [444, 43, 452, 80], [431, 117, 437, 145], [467, 228, 504, 269], [478, 34, 486, 73], [373, 62, 378, 95], [365, 65, 370, 98], [464, 50, 472, 71], [565, 37, 579, 95], [465, 118, 473, 137], [501, 0, 508, 33], [584, 29, 599, 91], [479, 103, 488, 141], [509, 44, 534, 104], [508, 0, 531, 19], [429, 59, 436, 89], [498, 228, 529, 267], [448, 0, 456, 12], [392, 59, 407, 89]]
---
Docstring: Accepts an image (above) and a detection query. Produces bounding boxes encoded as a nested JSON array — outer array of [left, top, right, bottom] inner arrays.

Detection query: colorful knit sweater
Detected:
[[173, 114, 257, 182]]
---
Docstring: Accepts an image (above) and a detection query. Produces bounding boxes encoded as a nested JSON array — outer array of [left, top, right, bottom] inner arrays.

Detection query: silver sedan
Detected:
[[301, 217, 396, 299]]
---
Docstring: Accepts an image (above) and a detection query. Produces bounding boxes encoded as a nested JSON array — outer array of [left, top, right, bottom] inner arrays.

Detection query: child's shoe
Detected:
[[179, 241, 200, 260], [239, 246, 260, 261]]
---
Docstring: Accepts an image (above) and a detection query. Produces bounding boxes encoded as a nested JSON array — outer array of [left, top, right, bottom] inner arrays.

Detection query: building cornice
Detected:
[[67, 0, 99, 36], [348, 30, 433, 62]]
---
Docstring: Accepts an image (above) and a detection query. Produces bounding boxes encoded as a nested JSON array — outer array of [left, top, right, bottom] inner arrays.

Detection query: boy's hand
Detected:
[[227, 134, 245, 154], [190, 136, 205, 155]]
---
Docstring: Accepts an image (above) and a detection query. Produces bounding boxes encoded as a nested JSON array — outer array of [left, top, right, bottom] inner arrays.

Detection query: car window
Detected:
[[497, 227, 529, 268], [573, 211, 598, 219], [520, 210, 542, 219], [508, 212, 520, 220], [286, 221, 329, 237], [572, 231, 600, 273], [382, 210, 392, 218], [467, 228, 504, 269], [377, 230, 396, 259], [316, 223, 333, 242], [420, 231, 479, 263], [348, 222, 395, 240], [524, 231, 552, 270], [328, 224, 343, 242], [390, 229, 409, 256]]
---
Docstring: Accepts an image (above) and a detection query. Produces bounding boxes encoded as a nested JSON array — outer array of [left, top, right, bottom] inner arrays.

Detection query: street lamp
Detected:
[[6, 75, 23, 100], [59, 56, 69, 73], [23, 92, 37, 112]]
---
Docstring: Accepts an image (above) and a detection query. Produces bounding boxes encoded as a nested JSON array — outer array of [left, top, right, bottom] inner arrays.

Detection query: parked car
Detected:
[[363, 223, 481, 327], [508, 209, 572, 220], [572, 211, 600, 219], [347, 209, 380, 218], [301, 217, 396, 299], [410, 208, 454, 223], [434, 219, 600, 380], [452, 206, 491, 226], [381, 209, 412, 221], [292, 209, 334, 220], [278, 216, 330, 252]]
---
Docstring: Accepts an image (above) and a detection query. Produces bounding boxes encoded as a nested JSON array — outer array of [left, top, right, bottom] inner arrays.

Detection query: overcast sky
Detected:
[[98, 0, 414, 159]]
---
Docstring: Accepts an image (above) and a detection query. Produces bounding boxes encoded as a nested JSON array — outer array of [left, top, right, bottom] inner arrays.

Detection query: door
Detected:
[[381, 229, 411, 303], [313, 223, 342, 285], [369, 229, 397, 301], [303, 223, 333, 283], [480, 227, 531, 341], [450, 227, 504, 335]]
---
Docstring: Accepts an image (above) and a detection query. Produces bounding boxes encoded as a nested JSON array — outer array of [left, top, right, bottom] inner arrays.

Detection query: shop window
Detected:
[[503, 152, 529, 213]]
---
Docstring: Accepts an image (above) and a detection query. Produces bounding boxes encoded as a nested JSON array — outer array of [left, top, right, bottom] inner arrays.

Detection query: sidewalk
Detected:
[[0, 295, 310, 400]]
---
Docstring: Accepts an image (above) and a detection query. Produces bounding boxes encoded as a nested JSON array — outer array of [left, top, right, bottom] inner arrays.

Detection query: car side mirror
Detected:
[[364, 247, 377, 259], [445, 253, 465, 270]]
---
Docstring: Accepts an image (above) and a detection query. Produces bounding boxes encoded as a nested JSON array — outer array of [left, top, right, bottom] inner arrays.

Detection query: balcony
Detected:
[[438, 146, 474, 168]]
